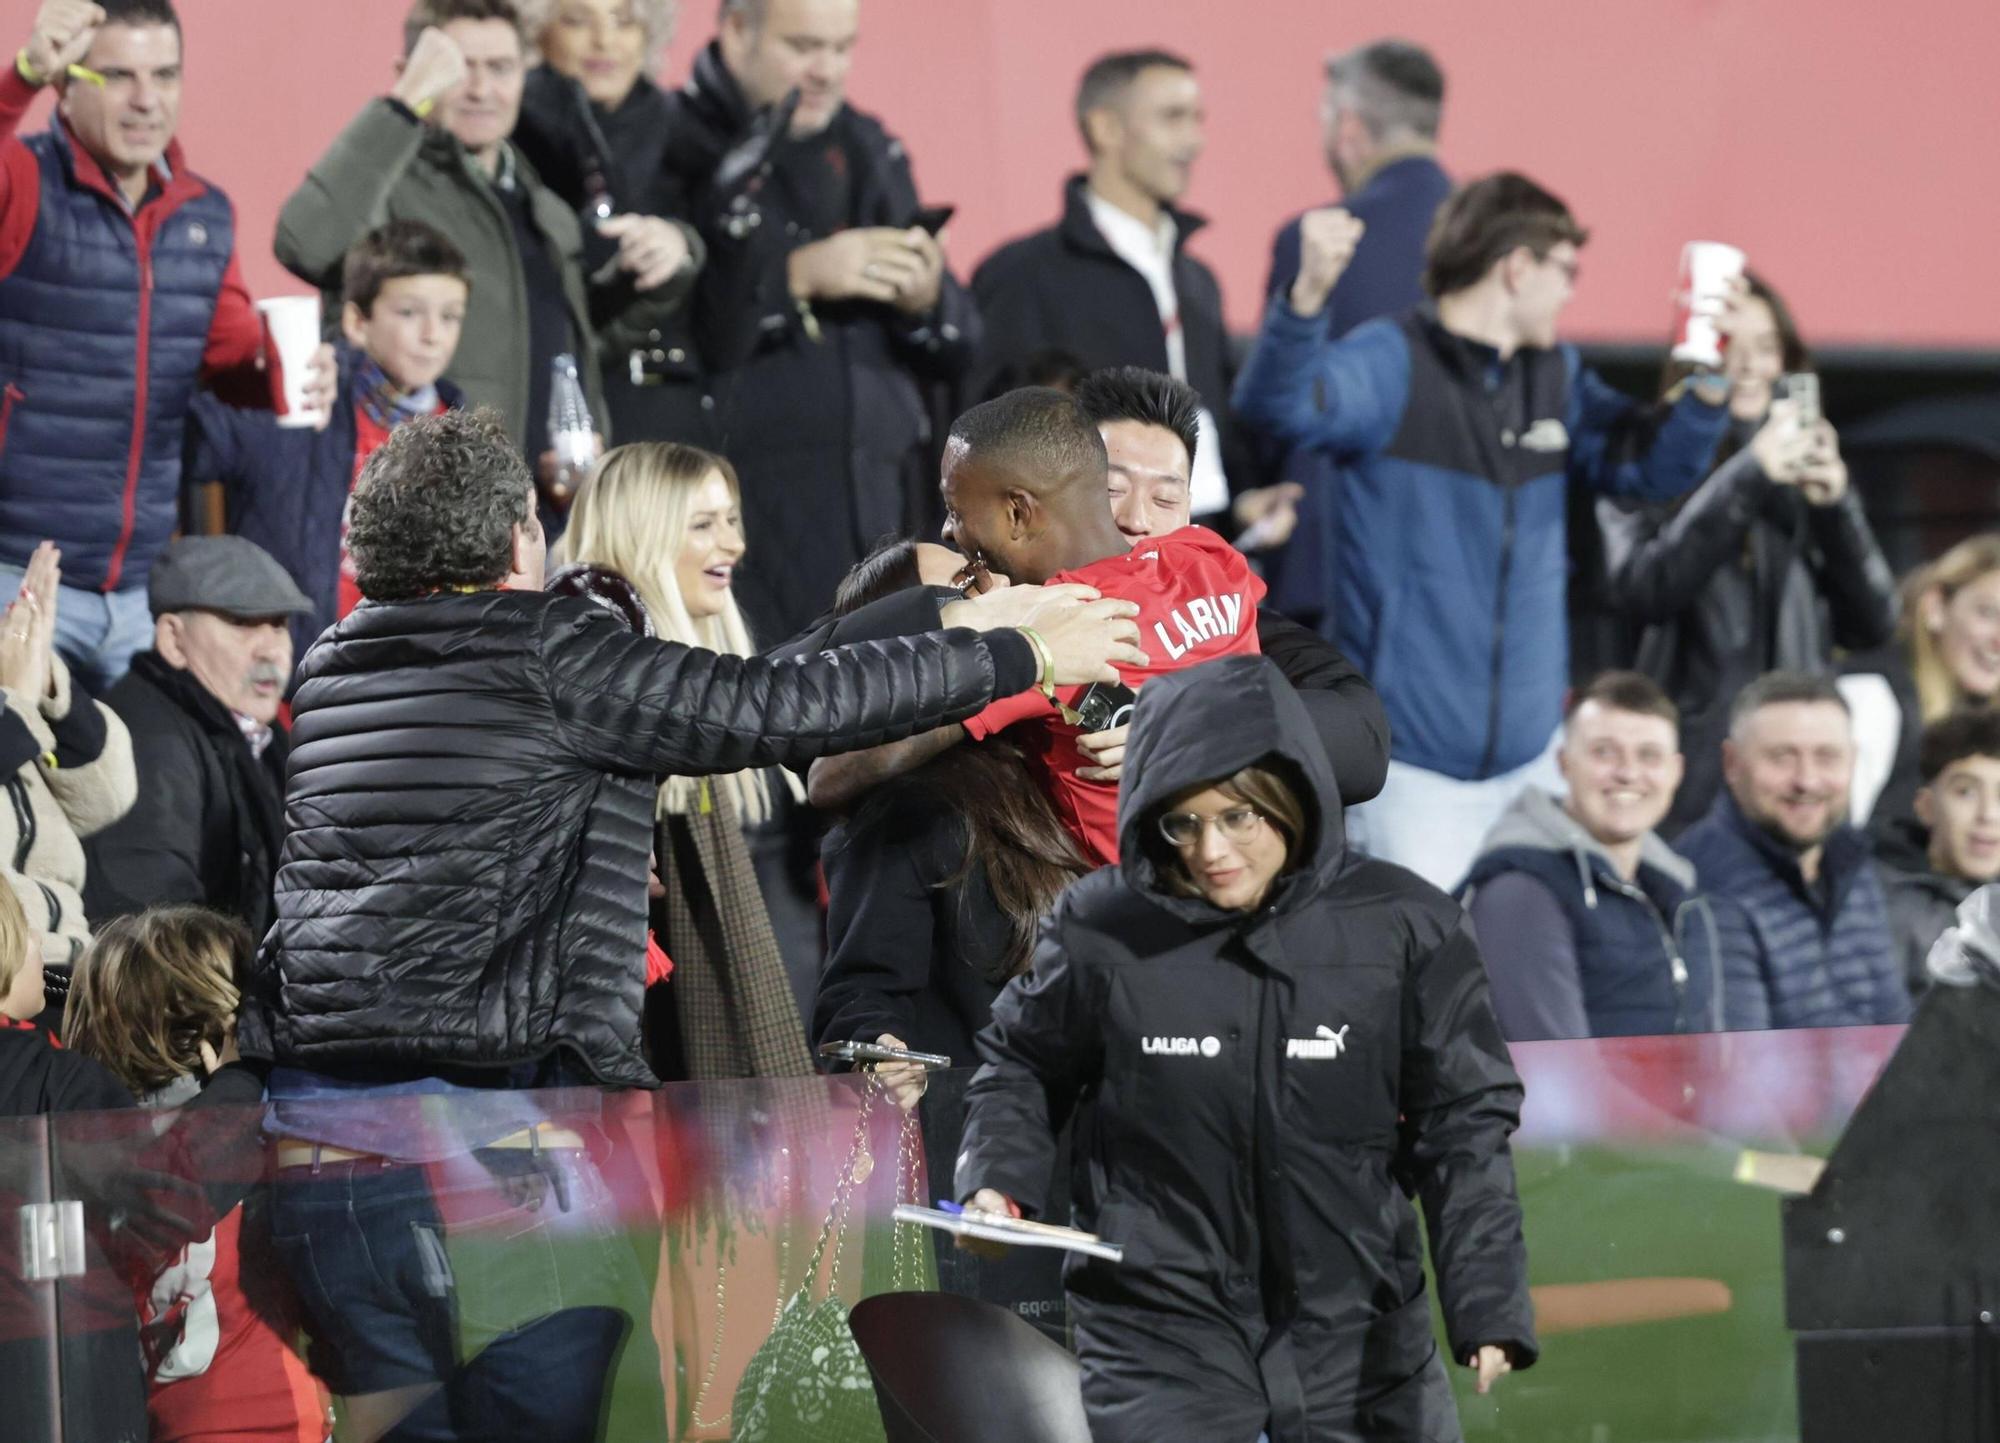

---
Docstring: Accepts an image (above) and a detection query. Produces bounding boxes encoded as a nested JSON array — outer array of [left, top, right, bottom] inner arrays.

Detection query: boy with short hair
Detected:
[[187, 219, 470, 658], [1884, 710, 2000, 995]]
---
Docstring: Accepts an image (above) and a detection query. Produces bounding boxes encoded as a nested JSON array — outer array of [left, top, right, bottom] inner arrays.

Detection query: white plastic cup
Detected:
[[256, 295, 326, 429], [1669, 241, 1747, 368]]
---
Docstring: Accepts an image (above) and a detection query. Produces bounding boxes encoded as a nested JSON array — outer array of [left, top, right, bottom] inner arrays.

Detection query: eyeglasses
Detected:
[[1157, 806, 1266, 849]]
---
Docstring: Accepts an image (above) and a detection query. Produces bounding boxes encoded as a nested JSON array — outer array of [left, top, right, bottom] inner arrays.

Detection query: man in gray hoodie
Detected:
[[1459, 671, 1723, 1040]]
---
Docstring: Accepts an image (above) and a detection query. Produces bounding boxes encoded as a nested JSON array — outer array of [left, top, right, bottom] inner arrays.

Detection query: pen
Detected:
[[66, 63, 106, 87], [936, 1199, 965, 1215]]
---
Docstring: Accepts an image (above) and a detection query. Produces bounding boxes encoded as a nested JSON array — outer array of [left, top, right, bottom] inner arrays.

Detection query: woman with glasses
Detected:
[[955, 655, 1536, 1443]]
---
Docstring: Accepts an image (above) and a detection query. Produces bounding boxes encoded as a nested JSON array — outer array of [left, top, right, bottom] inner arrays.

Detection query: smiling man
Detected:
[[83, 537, 311, 940], [274, 0, 700, 532], [0, 0, 292, 690], [1460, 671, 1724, 1040], [1675, 671, 1909, 1030]]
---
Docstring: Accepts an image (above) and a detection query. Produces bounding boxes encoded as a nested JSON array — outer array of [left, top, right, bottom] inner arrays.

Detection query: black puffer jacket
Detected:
[[957, 655, 1535, 1443], [241, 590, 1034, 1089]]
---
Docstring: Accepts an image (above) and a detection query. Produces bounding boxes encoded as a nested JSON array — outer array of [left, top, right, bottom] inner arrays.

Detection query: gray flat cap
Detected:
[[148, 536, 313, 620]]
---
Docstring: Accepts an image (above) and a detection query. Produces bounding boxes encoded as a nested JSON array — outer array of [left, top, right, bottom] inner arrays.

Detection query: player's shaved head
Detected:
[[944, 387, 1109, 502], [940, 388, 1126, 584]]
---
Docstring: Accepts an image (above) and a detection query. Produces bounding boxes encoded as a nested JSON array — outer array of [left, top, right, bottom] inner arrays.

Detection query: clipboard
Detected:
[[894, 1203, 1125, 1263]]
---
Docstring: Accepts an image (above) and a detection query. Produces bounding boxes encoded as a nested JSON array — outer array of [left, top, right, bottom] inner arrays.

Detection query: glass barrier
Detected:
[[4, 1025, 1908, 1442], [0, 1113, 58, 1441]]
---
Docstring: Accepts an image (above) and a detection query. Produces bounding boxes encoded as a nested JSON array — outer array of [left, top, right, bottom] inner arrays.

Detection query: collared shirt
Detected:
[[1085, 188, 1231, 517], [234, 710, 272, 761]]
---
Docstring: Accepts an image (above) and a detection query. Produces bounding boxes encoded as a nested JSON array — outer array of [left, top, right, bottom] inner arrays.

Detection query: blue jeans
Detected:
[[267, 1149, 663, 1442], [0, 566, 154, 695]]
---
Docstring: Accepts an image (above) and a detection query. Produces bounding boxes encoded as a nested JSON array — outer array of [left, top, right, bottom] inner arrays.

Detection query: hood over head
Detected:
[[1117, 656, 1343, 918]]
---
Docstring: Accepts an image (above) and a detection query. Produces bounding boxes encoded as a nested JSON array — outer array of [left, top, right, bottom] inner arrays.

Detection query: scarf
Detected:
[[353, 353, 442, 431]]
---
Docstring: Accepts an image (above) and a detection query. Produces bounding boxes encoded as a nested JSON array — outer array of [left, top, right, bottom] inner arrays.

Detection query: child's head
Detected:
[[0, 886, 41, 1022], [63, 908, 251, 1096], [340, 219, 471, 394]]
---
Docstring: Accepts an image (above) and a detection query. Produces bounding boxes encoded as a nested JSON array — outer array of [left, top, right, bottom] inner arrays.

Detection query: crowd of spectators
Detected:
[[0, 0, 1988, 1439]]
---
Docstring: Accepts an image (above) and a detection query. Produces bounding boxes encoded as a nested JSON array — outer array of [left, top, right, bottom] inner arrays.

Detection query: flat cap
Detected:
[[147, 536, 313, 620]]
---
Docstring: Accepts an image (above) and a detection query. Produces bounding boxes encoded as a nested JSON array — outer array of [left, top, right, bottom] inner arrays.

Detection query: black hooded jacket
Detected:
[[956, 656, 1534, 1441], [240, 590, 1035, 1090]]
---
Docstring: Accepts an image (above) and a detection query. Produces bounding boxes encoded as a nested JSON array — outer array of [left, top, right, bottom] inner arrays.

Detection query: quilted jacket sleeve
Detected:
[[540, 605, 1037, 777]]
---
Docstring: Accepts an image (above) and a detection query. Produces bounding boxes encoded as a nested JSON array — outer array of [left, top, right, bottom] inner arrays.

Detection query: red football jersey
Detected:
[[964, 526, 1265, 864], [141, 1205, 329, 1443]]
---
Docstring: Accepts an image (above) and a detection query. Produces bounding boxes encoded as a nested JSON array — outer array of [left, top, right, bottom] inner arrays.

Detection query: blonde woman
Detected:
[[555, 442, 812, 1078], [1843, 534, 2000, 863]]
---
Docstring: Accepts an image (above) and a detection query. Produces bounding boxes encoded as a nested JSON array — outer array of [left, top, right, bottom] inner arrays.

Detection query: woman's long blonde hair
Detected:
[[555, 442, 800, 824], [1902, 533, 2000, 726], [63, 908, 249, 1098]]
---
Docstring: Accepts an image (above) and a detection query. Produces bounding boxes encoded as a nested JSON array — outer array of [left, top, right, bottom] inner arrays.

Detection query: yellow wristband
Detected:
[[412, 96, 436, 120], [16, 48, 47, 87], [1015, 626, 1057, 700]]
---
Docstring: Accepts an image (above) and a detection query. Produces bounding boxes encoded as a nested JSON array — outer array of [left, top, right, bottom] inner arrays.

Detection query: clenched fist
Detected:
[[22, 0, 105, 85], [391, 25, 469, 117], [1289, 207, 1366, 318]]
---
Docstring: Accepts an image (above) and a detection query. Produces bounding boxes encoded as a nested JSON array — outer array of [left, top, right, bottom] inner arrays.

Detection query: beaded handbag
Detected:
[[724, 1076, 927, 1443]]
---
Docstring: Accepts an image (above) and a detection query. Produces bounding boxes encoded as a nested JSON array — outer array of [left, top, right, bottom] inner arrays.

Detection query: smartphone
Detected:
[[1783, 372, 1821, 430], [818, 1039, 954, 1071], [910, 204, 956, 236], [1072, 681, 1139, 734]]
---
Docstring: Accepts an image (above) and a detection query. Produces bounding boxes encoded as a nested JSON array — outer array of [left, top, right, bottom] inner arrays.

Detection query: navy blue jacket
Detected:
[[0, 120, 247, 592], [1675, 790, 1911, 1030], [1460, 786, 1723, 1040], [1233, 302, 1729, 779], [188, 349, 464, 660], [1259, 156, 1453, 627]]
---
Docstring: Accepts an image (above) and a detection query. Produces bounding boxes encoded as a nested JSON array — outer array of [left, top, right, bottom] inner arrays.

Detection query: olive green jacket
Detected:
[[275, 98, 701, 448]]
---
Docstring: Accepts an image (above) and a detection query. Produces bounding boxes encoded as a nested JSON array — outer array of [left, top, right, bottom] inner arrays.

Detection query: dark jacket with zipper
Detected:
[[0, 116, 246, 592], [239, 589, 1037, 1089], [813, 773, 1019, 1067], [957, 655, 1534, 1443], [1460, 786, 1723, 1040], [1234, 301, 1729, 781], [664, 44, 980, 643], [186, 348, 465, 660], [1676, 789, 1910, 1030], [1601, 439, 1899, 834], [1883, 858, 1973, 1000], [969, 176, 1246, 490], [83, 651, 288, 940]]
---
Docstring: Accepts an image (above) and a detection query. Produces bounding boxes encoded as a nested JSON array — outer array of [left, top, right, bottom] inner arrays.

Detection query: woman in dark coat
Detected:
[[812, 539, 1090, 1066], [1600, 270, 1898, 834], [956, 655, 1536, 1443]]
